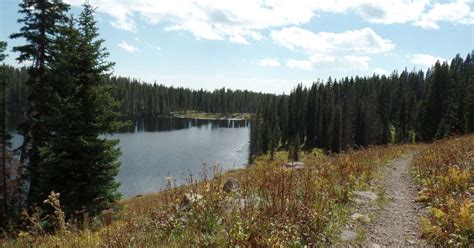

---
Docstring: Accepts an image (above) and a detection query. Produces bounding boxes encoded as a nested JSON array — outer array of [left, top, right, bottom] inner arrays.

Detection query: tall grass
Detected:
[[412, 135, 474, 246], [1, 144, 410, 247]]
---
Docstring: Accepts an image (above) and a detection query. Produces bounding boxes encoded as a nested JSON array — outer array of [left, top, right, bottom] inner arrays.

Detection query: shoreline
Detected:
[[165, 111, 251, 121]]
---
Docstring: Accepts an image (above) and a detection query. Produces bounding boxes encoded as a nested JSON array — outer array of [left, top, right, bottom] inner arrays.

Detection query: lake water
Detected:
[[10, 117, 250, 197]]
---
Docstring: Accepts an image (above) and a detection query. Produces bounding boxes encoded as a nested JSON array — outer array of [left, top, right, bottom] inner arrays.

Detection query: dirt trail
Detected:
[[364, 153, 428, 247]]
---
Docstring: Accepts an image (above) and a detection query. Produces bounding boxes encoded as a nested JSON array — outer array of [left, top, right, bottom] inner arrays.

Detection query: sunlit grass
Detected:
[[1, 143, 413, 247], [412, 135, 474, 246]]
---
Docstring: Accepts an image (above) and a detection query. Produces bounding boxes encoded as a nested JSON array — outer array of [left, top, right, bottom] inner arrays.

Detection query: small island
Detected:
[[165, 111, 251, 120]]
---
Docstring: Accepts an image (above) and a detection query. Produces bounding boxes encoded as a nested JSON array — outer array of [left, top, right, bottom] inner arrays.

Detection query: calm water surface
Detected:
[[10, 117, 250, 197]]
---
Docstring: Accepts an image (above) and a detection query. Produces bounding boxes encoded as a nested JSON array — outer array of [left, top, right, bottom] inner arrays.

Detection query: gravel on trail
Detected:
[[364, 153, 429, 247]]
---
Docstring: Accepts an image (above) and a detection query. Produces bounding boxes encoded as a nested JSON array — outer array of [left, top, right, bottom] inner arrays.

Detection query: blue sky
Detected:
[[1, 0, 473, 93]]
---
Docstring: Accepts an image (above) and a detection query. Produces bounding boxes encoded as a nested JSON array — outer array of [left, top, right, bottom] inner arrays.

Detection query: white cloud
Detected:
[[410, 53, 446, 67], [414, 1, 474, 29], [258, 58, 280, 67], [111, 18, 136, 32], [165, 22, 224, 41], [344, 55, 370, 71], [271, 27, 391, 71], [271, 27, 394, 55], [65, 0, 473, 44], [356, 0, 430, 24], [286, 59, 313, 70], [118, 41, 140, 52]]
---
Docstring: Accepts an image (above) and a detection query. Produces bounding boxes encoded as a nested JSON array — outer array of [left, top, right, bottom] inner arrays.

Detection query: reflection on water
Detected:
[[120, 116, 249, 132]]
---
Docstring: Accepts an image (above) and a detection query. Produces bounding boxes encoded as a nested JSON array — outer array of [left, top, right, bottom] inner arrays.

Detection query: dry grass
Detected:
[[412, 135, 474, 247], [1, 144, 412, 247]]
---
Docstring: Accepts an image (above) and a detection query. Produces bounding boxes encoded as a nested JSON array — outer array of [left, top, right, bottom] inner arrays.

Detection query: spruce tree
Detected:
[[341, 85, 354, 149], [0, 41, 9, 230], [331, 104, 341, 153], [466, 75, 474, 132], [292, 133, 300, 161], [418, 63, 446, 141], [10, 0, 69, 205], [38, 4, 122, 215]]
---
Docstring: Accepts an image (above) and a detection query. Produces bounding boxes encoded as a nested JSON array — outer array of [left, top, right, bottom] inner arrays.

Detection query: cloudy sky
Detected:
[[1, 0, 473, 93]]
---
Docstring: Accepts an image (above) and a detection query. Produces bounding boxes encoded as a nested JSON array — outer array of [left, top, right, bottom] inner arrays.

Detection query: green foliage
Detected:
[[8, 1, 122, 217], [9, 0, 70, 205], [465, 74, 474, 132], [0, 40, 8, 230], [250, 52, 473, 159], [0, 42, 6, 62], [35, 4, 122, 216]]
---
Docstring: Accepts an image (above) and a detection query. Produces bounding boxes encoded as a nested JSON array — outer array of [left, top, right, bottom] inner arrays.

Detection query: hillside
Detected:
[[2, 135, 472, 247]]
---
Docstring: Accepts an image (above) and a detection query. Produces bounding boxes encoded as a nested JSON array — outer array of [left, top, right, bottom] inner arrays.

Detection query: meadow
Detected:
[[412, 135, 474, 246], [1, 144, 410, 247]]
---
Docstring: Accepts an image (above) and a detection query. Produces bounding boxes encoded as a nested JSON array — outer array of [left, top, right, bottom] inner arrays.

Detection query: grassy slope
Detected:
[[3, 136, 473, 247], [2, 143, 414, 247], [412, 135, 474, 246]]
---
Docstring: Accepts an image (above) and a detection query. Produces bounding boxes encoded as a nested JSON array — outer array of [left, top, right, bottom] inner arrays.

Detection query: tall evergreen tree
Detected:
[[10, 0, 69, 204], [0, 41, 9, 230], [340, 83, 354, 150], [37, 4, 122, 215], [466, 75, 474, 132], [418, 63, 444, 140], [331, 104, 342, 153]]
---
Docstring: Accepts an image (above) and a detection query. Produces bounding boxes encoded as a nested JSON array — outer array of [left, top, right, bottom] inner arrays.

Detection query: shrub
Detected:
[[412, 135, 474, 246]]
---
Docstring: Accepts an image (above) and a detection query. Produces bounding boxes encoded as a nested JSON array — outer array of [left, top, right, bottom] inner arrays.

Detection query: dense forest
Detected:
[[3, 66, 271, 128], [249, 52, 474, 161]]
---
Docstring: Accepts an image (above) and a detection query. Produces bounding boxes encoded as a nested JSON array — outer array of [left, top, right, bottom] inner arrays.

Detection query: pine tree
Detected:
[[292, 133, 300, 161], [278, 96, 288, 146], [418, 62, 448, 141], [248, 114, 261, 163], [340, 84, 354, 149], [269, 132, 275, 161], [10, 0, 69, 205], [37, 4, 122, 215], [331, 104, 341, 153], [378, 83, 392, 143], [466, 75, 474, 132], [0, 41, 9, 230], [306, 84, 318, 147]]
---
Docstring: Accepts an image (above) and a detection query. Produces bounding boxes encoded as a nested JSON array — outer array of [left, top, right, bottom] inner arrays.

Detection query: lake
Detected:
[[10, 117, 250, 197]]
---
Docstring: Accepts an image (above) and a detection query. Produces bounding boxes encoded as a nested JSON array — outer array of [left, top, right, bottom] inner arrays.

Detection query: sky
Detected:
[[0, 0, 473, 93]]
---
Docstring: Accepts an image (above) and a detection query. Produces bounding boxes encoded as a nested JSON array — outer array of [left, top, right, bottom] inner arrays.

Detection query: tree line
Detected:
[[3, 66, 272, 126], [249, 52, 474, 161], [111, 77, 271, 116]]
